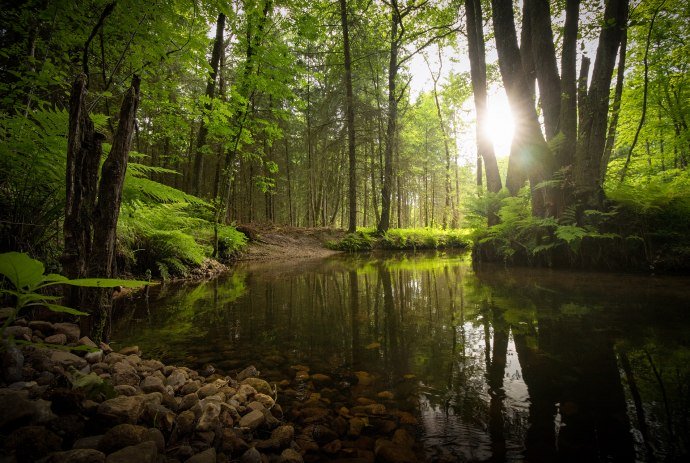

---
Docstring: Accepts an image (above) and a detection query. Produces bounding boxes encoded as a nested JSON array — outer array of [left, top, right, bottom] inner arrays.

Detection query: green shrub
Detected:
[[119, 202, 246, 279], [327, 231, 374, 252]]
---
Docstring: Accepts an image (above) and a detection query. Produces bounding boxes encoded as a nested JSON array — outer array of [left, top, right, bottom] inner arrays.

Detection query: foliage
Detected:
[[327, 231, 374, 252], [118, 202, 246, 279], [0, 252, 146, 344], [0, 109, 69, 265], [328, 227, 471, 252]]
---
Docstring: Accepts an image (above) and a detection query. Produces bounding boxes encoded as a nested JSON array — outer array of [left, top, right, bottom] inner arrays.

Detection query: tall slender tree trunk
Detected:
[[466, 0, 501, 224], [559, 0, 580, 169], [191, 13, 225, 197], [340, 0, 358, 233], [377, 5, 399, 234]]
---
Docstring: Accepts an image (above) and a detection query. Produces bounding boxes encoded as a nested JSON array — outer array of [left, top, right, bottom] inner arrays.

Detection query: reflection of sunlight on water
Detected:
[[505, 333, 529, 410], [419, 323, 529, 460]]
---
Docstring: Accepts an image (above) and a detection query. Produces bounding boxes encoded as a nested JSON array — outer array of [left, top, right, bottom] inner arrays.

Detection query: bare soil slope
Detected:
[[237, 225, 346, 261]]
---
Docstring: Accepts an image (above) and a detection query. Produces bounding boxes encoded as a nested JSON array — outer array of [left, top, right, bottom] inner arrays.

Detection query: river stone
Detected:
[[119, 346, 140, 356], [0, 388, 32, 428], [140, 375, 165, 393], [113, 384, 138, 396], [374, 438, 416, 463], [280, 448, 304, 463], [51, 350, 87, 369], [99, 424, 149, 453], [4, 325, 32, 340], [104, 440, 158, 463], [73, 435, 104, 450], [180, 380, 201, 395], [47, 448, 106, 463], [236, 365, 260, 381], [145, 428, 165, 452], [196, 401, 221, 431], [29, 320, 54, 333], [272, 425, 294, 447], [53, 322, 80, 342], [7, 425, 62, 462], [197, 383, 220, 399], [253, 393, 275, 409], [238, 409, 264, 430], [240, 377, 271, 395], [174, 410, 196, 437], [85, 350, 104, 364], [105, 353, 127, 365], [2, 343, 24, 383], [221, 428, 249, 456], [44, 333, 68, 345], [143, 403, 176, 432], [139, 359, 164, 373], [98, 395, 145, 424], [303, 424, 338, 444], [240, 447, 262, 463], [112, 361, 140, 387], [348, 417, 366, 436], [185, 447, 216, 463], [165, 369, 188, 391], [179, 392, 199, 411]]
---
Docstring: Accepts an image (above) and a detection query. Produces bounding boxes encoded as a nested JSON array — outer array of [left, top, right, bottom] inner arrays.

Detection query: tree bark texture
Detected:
[[491, 0, 553, 216], [465, 0, 502, 225], [63, 74, 140, 343], [377, 4, 399, 234], [340, 0, 358, 233], [574, 0, 628, 207], [191, 12, 225, 197]]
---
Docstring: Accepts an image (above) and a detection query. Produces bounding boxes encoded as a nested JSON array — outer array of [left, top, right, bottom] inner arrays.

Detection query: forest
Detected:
[[1, 0, 688, 277], [1, 0, 689, 462]]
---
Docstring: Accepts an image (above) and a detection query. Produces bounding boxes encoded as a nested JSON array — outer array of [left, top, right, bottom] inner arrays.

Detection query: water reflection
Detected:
[[113, 253, 690, 462]]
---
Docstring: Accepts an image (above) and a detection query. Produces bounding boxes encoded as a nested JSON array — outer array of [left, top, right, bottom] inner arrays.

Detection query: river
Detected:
[[113, 252, 689, 462]]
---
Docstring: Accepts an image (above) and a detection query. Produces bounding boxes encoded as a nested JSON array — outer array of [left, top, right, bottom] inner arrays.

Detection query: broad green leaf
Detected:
[[65, 278, 148, 288], [41, 303, 89, 316], [0, 252, 45, 290]]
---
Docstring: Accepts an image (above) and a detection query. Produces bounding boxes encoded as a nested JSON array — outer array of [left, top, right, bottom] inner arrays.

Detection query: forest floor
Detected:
[[236, 225, 345, 261]]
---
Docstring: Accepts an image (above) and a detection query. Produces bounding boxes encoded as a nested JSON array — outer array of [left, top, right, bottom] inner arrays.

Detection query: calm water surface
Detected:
[[113, 252, 690, 462]]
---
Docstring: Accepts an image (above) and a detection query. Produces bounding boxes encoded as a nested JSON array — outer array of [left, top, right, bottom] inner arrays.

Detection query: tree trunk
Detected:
[[528, 0, 561, 140], [465, 0, 502, 224], [191, 13, 225, 197], [491, 0, 553, 216], [340, 0, 358, 233], [377, 6, 399, 234], [63, 74, 140, 343], [559, 0, 580, 169], [601, 25, 627, 183], [574, 0, 628, 207]]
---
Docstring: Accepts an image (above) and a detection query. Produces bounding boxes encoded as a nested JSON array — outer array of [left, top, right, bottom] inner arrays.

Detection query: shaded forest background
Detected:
[[1, 0, 689, 277]]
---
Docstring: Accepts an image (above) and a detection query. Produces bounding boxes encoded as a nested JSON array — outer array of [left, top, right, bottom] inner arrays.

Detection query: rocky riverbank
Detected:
[[0, 317, 423, 463]]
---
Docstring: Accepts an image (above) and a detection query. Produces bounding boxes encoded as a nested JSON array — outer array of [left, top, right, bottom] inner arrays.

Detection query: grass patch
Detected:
[[328, 227, 471, 252]]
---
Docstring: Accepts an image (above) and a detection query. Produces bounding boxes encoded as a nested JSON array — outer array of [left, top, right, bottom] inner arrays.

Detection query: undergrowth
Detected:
[[119, 202, 246, 280], [469, 171, 690, 272], [328, 227, 471, 252]]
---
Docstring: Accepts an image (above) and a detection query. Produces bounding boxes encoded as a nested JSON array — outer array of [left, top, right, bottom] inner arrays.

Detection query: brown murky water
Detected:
[[113, 252, 690, 462]]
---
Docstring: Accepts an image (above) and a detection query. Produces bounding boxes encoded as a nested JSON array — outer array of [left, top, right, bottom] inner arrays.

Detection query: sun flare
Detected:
[[485, 90, 515, 158]]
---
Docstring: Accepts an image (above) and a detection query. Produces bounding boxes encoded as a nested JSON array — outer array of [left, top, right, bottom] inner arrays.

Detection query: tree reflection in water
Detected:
[[114, 253, 689, 462]]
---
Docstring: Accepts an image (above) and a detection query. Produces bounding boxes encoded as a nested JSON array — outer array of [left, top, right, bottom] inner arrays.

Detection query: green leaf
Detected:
[[41, 303, 89, 316], [64, 278, 148, 288], [0, 252, 45, 290]]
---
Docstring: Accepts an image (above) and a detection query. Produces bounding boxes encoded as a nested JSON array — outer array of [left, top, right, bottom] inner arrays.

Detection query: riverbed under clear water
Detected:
[[113, 252, 690, 462]]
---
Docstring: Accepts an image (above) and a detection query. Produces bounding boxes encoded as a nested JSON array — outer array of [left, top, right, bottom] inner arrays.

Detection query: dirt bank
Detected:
[[236, 226, 346, 261]]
